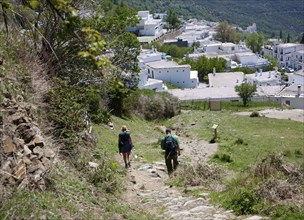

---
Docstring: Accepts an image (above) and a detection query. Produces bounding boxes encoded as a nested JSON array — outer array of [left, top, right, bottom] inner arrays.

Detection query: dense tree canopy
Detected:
[[214, 21, 240, 43], [166, 9, 180, 30], [183, 56, 227, 82], [245, 32, 264, 53]]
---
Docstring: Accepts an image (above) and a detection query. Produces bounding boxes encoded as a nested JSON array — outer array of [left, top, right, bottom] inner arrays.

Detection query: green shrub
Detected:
[[271, 204, 304, 219], [283, 149, 291, 157], [213, 153, 233, 163], [295, 149, 303, 157], [124, 90, 180, 120], [250, 111, 260, 117], [88, 158, 124, 194], [229, 189, 261, 215], [46, 80, 87, 139], [234, 138, 244, 145]]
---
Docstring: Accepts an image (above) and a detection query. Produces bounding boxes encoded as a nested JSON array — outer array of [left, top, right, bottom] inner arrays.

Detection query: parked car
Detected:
[[285, 68, 294, 73]]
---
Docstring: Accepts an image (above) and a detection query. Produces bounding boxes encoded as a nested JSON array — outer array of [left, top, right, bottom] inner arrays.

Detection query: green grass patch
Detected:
[[170, 110, 304, 171], [0, 166, 106, 220], [164, 81, 182, 89]]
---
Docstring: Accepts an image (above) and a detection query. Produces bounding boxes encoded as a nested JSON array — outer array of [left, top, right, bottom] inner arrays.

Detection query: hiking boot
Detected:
[[127, 162, 131, 167], [125, 164, 128, 168]]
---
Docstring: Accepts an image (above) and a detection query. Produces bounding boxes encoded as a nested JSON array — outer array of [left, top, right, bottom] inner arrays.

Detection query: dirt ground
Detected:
[[234, 109, 304, 122]]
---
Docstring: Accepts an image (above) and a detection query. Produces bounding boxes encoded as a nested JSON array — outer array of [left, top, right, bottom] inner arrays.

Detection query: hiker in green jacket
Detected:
[[161, 128, 180, 175]]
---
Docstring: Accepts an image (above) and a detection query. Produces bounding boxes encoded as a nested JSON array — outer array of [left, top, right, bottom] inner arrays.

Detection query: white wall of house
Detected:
[[291, 50, 304, 70], [138, 69, 166, 91], [272, 43, 304, 68], [203, 43, 222, 53], [138, 70, 148, 88], [219, 43, 238, 53], [146, 61, 198, 88], [273, 97, 304, 109]]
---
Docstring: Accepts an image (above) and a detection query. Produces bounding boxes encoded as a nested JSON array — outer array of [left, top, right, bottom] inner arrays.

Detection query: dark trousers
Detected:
[[165, 154, 178, 175]]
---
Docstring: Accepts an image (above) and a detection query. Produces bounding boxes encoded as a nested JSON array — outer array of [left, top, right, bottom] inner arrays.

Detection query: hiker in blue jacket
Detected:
[[118, 125, 134, 168], [161, 128, 180, 175]]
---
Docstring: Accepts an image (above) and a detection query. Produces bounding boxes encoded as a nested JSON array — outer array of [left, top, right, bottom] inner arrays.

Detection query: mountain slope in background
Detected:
[[124, 0, 304, 38]]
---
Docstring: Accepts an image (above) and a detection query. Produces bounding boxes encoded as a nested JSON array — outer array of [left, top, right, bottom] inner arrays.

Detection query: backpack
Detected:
[[164, 135, 177, 156]]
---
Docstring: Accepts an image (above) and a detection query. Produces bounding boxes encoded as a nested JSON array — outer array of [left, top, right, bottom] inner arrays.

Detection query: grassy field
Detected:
[[169, 110, 304, 171]]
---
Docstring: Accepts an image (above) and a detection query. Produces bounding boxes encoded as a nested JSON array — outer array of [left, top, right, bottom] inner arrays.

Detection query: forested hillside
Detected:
[[124, 0, 304, 39]]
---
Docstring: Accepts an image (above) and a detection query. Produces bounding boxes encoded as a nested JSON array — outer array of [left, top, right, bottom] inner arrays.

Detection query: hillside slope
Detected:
[[124, 0, 304, 38]]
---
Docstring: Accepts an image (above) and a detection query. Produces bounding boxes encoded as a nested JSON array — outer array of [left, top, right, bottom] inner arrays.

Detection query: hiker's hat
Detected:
[[165, 128, 171, 133]]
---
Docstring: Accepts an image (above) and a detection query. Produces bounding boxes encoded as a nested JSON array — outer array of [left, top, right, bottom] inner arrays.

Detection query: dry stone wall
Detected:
[[0, 98, 55, 191]]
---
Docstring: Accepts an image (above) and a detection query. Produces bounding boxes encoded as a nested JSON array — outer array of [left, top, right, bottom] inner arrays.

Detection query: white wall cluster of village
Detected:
[[128, 11, 304, 109]]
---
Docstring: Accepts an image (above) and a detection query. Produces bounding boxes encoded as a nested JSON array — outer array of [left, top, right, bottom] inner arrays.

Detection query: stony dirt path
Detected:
[[121, 136, 265, 220]]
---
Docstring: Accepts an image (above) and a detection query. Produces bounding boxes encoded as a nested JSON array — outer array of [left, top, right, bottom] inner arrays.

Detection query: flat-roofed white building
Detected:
[[138, 49, 163, 68], [246, 69, 281, 86], [145, 60, 199, 88], [235, 52, 270, 68], [127, 11, 165, 37], [208, 71, 244, 87]]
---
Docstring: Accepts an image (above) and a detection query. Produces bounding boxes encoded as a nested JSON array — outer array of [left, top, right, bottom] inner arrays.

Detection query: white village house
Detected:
[[145, 60, 199, 88], [127, 11, 165, 37], [188, 42, 269, 70], [271, 43, 304, 69], [137, 49, 166, 90], [137, 49, 199, 90], [234, 52, 270, 69]]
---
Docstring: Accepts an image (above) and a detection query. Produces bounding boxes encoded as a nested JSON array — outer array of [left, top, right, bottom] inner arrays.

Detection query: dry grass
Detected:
[[170, 162, 228, 191], [253, 153, 304, 204]]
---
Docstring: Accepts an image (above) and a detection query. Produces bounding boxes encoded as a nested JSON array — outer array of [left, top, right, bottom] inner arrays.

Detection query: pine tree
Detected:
[[287, 33, 290, 43], [279, 30, 283, 39], [300, 33, 304, 44]]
